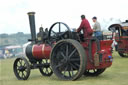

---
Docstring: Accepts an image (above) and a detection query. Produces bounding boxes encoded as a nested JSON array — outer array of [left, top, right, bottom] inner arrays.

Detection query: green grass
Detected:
[[0, 51, 128, 85]]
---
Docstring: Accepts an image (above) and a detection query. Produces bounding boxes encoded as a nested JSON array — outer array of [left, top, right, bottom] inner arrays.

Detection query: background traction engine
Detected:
[[108, 22, 128, 58], [13, 12, 113, 80]]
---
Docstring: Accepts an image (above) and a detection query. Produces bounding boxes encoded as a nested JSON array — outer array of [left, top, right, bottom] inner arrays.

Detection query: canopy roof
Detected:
[[108, 22, 128, 32]]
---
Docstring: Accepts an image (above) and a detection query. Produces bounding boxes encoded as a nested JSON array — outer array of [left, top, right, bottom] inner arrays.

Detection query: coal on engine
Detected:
[[13, 12, 113, 80]]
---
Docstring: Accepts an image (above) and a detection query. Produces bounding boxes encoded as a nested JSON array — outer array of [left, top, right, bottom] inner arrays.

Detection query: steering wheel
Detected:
[[48, 22, 72, 42]]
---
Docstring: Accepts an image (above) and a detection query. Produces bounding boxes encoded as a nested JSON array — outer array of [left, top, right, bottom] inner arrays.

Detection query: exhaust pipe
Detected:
[[27, 12, 36, 43]]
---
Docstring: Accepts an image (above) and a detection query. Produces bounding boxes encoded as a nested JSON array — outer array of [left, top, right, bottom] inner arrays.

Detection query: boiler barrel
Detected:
[[26, 44, 52, 60]]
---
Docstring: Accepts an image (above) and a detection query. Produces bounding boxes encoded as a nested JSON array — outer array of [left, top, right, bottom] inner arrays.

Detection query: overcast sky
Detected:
[[0, 0, 128, 34]]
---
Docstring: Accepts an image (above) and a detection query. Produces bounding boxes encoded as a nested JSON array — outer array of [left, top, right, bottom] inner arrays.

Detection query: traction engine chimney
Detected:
[[27, 12, 36, 43]]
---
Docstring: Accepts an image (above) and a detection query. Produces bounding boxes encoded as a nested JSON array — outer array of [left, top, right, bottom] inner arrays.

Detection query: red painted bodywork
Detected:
[[81, 40, 113, 70], [32, 40, 113, 70], [115, 36, 128, 53]]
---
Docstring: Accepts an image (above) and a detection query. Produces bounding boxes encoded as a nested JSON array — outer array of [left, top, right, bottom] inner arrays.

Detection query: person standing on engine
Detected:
[[92, 16, 102, 40], [37, 27, 44, 42], [77, 15, 93, 39]]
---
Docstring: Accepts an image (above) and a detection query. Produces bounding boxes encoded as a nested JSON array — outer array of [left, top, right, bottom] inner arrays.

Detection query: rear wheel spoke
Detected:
[[60, 52, 66, 59], [70, 58, 80, 61], [66, 44, 69, 57], [55, 63, 64, 69], [69, 63, 78, 70], [63, 65, 68, 76], [69, 49, 77, 58], [71, 66, 74, 76], [74, 63, 80, 67], [68, 71, 71, 77]]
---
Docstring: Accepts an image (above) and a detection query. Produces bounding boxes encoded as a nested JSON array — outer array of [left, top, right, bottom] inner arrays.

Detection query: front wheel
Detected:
[[13, 57, 30, 80]]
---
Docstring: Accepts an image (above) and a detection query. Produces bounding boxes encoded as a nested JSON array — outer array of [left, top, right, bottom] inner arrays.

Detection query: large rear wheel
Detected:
[[50, 39, 87, 80]]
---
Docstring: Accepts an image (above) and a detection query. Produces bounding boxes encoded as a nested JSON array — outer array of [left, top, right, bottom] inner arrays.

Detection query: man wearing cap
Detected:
[[77, 15, 93, 39], [92, 16, 102, 40]]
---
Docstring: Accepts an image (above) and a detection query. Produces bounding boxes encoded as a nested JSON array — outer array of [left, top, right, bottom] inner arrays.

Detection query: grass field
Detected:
[[0, 51, 128, 85]]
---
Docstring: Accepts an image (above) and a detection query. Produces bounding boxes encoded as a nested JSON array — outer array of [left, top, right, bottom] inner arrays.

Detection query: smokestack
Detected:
[[27, 12, 36, 43]]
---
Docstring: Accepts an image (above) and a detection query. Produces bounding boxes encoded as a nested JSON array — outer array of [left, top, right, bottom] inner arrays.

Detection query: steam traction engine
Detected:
[[13, 12, 113, 80], [108, 22, 128, 57]]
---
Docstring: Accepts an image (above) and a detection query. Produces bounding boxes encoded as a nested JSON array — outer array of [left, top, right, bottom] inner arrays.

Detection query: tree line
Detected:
[[0, 32, 31, 46]]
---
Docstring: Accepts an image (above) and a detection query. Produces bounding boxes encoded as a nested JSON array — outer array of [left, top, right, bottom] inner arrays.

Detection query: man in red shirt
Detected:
[[77, 15, 93, 39]]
